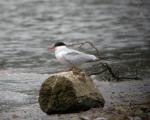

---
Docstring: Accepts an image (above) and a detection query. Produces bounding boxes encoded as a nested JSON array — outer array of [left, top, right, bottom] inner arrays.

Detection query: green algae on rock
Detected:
[[38, 71, 105, 114]]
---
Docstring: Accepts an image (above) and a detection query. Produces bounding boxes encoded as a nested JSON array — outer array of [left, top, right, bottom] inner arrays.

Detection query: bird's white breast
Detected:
[[55, 46, 70, 65]]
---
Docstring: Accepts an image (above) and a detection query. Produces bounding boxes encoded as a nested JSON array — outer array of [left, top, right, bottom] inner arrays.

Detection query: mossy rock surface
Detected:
[[38, 71, 105, 114]]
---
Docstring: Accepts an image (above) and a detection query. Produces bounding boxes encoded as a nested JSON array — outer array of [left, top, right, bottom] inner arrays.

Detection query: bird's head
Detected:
[[48, 42, 66, 51]]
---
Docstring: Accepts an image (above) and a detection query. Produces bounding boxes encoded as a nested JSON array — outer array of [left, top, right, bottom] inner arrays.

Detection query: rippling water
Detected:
[[0, 0, 150, 115]]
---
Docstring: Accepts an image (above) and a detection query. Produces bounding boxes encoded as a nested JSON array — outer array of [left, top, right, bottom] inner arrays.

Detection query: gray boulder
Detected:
[[38, 71, 105, 114]]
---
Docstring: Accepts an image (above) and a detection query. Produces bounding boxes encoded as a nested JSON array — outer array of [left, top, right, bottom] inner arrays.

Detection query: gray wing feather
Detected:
[[63, 51, 96, 64]]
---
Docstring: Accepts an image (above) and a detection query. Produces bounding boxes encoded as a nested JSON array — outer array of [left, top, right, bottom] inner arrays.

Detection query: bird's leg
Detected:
[[68, 65, 74, 71], [69, 64, 87, 81], [71, 64, 82, 75], [63, 56, 81, 74], [66, 63, 81, 74]]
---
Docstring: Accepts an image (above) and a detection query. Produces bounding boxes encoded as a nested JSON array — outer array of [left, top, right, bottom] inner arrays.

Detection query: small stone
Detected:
[[95, 117, 108, 120], [114, 106, 127, 114], [80, 116, 90, 120], [70, 115, 79, 120], [109, 115, 129, 120], [12, 113, 18, 119], [132, 116, 142, 120]]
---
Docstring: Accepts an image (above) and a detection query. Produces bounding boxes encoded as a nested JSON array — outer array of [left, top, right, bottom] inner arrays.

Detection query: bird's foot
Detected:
[[68, 66, 81, 75], [68, 66, 86, 82], [72, 68, 81, 75]]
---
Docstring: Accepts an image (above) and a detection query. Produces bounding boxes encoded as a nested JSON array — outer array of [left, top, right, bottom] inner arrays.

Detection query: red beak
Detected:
[[48, 45, 55, 51]]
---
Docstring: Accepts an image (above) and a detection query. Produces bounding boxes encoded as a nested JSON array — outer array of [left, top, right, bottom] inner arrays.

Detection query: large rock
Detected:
[[38, 71, 105, 114]]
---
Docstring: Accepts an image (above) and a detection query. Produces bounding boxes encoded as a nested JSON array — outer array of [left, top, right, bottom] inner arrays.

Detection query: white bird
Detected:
[[48, 42, 98, 71]]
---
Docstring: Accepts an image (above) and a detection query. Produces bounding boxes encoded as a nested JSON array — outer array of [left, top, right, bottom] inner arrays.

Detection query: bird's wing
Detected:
[[63, 50, 96, 64]]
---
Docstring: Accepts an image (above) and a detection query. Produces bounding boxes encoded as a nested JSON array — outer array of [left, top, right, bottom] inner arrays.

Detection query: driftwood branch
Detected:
[[101, 62, 141, 81], [70, 41, 142, 81], [68, 41, 102, 59], [88, 68, 108, 76]]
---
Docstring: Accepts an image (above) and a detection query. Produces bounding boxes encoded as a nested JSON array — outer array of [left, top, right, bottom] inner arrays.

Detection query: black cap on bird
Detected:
[[54, 42, 66, 47], [48, 42, 66, 51]]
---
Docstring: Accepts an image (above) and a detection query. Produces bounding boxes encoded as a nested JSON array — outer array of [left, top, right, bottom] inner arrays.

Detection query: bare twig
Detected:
[[69, 41, 142, 81], [69, 41, 121, 61], [87, 68, 108, 76], [68, 41, 101, 57], [100, 62, 142, 81]]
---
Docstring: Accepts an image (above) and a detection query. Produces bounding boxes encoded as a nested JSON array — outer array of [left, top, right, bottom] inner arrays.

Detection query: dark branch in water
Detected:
[[70, 41, 142, 81], [69, 41, 120, 61], [69, 41, 102, 59], [101, 62, 141, 81], [87, 68, 108, 76]]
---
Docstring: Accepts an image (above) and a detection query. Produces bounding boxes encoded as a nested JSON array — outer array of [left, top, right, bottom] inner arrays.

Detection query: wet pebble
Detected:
[[94, 117, 108, 120]]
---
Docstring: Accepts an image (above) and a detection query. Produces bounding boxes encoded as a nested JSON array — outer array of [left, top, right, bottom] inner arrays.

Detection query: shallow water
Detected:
[[0, 0, 150, 117]]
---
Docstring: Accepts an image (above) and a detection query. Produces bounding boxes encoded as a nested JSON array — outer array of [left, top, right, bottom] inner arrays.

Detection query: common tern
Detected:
[[48, 42, 98, 70]]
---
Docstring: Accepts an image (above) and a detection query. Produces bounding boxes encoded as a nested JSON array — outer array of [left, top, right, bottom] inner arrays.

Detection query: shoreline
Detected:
[[0, 78, 149, 120]]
